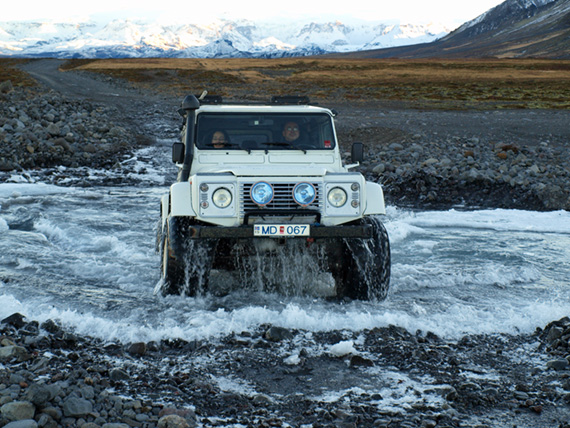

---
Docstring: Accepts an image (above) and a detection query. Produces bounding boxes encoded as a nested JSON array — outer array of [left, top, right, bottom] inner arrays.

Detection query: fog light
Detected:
[[293, 182, 316, 207], [250, 181, 274, 206]]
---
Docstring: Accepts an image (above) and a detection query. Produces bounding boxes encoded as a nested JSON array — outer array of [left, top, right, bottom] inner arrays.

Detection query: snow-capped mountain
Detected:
[[0, 18, 451, 58], [346, 0, 569, 59], [449, 0, 558, 38]]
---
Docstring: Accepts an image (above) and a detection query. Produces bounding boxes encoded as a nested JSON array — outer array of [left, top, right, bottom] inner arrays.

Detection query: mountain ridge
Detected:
[[335, 0, 570, 58], [0, 18, 450, 59]]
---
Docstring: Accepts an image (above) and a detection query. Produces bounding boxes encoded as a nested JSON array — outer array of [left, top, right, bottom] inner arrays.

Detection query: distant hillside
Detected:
[[338, 0, 570, 59]]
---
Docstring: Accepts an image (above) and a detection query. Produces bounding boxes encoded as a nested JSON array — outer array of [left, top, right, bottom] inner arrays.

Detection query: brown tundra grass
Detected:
[[3, 57, 570, 109]]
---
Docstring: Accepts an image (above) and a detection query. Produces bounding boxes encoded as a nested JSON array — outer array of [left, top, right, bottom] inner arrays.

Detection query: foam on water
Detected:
[[0, 182, 74, 199], [389, 208, 570, 234], [0, 286, 567, 345], [1, 182, 569, 345]]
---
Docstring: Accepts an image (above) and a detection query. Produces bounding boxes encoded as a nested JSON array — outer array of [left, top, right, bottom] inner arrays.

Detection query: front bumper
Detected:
[[184, 224, 372, 239]]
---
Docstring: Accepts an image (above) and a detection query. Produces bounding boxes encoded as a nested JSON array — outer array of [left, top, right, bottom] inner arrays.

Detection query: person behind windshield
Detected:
[[282, 121, 300, 143], [211, 130, 230, 148]]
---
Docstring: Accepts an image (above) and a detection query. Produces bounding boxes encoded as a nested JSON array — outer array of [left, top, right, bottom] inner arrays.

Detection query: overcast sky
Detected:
[[4, 0, 505, 27]]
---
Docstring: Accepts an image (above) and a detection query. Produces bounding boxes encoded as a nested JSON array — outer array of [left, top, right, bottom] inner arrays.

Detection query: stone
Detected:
[[546, 359, 569, 371], [53, 138, 72, 152], [46, 123, 60, 137], [373, 163, 386, 174], [127, 342, 146, 356], [546, 326, 563, 344], [1, 401, 35, 421], [2, 313, 26, 328], [389, 143, 404, 151], [62, 396, 93, 417], [109, 368, 130, 381], [40, 319, 61, 334], [350, 355, 374, 367], [264, 326, 293, 342], [25, 383, 51, 407], [0, 80, 14, 93], [157, 415, 191, 428], [422, 158, 439, 167], [3, 420, 38, 428], [0, 346, 31, 362]]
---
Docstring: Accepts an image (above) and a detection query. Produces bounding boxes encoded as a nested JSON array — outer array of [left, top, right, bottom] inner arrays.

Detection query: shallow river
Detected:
[[1, 142, 569, 346]]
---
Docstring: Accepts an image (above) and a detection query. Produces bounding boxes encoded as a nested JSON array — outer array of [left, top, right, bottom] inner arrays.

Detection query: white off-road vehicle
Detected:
[[157, 94, 390, 300]]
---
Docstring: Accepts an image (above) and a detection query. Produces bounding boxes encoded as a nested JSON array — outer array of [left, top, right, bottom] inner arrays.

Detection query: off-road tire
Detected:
[[159, 217, 217, 297], [333, 216, 391, 300]]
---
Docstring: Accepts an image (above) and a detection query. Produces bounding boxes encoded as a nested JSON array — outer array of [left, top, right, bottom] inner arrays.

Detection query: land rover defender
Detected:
[[157, 94, 390, 300]]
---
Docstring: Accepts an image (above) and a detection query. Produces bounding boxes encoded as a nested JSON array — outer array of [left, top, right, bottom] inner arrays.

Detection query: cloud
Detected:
[[5, 0, 504, 26]]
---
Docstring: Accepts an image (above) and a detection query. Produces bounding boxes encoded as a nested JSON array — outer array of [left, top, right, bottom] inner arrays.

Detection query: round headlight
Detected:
[[293, 182, 316, 207], [212, 188, 232, 208], [250, 181, 274, 206], [328, 187, 347, 207]]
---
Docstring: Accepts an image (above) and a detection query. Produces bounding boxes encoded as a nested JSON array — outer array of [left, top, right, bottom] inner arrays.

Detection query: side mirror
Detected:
[[351, 142, 364, 163], [172, 143, 185, 163]]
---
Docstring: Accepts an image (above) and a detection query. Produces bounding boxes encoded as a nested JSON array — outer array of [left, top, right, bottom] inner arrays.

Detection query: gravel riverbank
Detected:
[[1, 67, 570, 427], [1, 81, 570, 211], [2, 313, 570, 428]]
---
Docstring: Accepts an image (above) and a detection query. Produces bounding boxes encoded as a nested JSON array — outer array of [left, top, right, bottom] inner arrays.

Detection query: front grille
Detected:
[[240, 182, 322, 217]]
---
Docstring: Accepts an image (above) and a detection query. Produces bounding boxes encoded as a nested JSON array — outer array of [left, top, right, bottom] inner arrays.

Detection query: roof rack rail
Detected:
[[197, 94, 223, 105], [270, 95, 311, 105]]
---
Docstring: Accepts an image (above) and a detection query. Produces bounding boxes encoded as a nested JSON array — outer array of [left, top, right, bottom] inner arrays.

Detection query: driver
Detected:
[[282, 121, 300, 143]]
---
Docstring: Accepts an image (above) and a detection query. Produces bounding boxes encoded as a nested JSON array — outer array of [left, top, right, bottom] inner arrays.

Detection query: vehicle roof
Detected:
[[196, 104, 334, 115]]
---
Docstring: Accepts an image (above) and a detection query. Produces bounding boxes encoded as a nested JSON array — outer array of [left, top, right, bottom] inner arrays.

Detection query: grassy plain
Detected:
[[3, 57, 570, 109], [0, 59, 36, 88]]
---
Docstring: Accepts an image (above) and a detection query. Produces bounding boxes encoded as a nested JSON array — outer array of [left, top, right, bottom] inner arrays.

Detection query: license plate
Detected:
[[253, 224, 310, 237]]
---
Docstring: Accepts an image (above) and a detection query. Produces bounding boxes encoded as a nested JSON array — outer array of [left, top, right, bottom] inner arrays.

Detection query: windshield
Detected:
[[196, 113, 336, 150]]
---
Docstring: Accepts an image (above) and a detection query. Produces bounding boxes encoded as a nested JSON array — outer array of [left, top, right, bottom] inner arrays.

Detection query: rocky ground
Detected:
[[1, 61, 570, 427], [1, 313, 570, 428], [1, 59, 570, 210], [333, 107, 570, 211]]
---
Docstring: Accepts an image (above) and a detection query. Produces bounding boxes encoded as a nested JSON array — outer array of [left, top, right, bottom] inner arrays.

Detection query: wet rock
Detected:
[[349, 355, 374, 367], [2, 313, 26, 329], [264, 326, 293, 342], [40, 319, 61, 334], [546, 359, 569, 371], [127, 342, 146, 356], [109, 368, 130, 381], [0, 345, 31, 362]]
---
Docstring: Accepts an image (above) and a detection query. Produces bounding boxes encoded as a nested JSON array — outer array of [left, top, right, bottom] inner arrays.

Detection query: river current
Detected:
[[1, 140, 569, 346]]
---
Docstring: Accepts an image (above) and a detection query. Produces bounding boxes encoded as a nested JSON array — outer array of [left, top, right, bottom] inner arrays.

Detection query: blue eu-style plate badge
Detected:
[[253, 224, 310, 237]]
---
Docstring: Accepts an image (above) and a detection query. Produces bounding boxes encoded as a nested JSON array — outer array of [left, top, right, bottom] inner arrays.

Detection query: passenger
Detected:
[[211, 130, 230, 148], [282, 121, 300, 143]]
